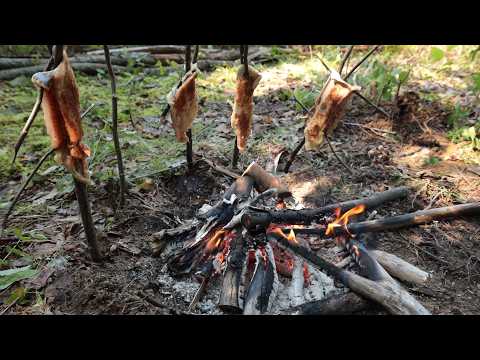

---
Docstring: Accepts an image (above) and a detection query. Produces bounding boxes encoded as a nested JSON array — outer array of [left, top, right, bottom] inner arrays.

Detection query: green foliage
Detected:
[[430, 47, 445, 62], [293, 88, 316, 111], [471, 73, 480, 93], [447, 104, 470, 128], [0, 266, 38, 291], [424, 156, 441, 166]]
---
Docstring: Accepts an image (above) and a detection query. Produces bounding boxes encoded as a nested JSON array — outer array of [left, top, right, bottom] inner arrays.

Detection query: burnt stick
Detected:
[[242, 186, 409, 228], [219, 231, 246, 313]]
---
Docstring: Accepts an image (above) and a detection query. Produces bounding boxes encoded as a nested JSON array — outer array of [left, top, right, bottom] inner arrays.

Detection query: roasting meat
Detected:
[[304, 70, 360, 151], [31, 50, 91, 184], [167, 66, 199, 143], [231, 66, 262, 152]]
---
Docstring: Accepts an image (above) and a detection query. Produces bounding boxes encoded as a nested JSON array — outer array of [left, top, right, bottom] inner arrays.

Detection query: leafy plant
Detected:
[[424, 156, 441, 166], [430, 47, 445, 62], [293, 88, 316, 111], [0, 266, 38, 291]]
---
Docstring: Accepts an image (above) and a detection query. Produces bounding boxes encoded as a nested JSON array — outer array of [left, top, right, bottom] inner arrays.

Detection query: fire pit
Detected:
[[151, 161, 480, 315]]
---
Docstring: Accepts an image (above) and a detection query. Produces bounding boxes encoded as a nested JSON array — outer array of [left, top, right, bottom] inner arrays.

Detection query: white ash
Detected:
[[270, 255, 344, 314]]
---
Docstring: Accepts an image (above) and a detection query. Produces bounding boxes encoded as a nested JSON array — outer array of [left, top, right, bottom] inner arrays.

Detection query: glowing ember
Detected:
[[303, 263, 311, 287], [325, 204, 366, 237], [276, 199, 286, 209]]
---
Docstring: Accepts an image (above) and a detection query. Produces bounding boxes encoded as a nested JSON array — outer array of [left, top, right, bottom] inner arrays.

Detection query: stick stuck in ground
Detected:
[[104, 45, 126, 206]]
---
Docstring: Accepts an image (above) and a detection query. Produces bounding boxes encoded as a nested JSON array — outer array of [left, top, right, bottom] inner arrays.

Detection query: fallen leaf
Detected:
[[0, 266, 38, 291]]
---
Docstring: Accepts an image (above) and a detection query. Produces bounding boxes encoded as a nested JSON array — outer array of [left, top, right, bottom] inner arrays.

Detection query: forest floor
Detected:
[[1, 45, 480, 315]]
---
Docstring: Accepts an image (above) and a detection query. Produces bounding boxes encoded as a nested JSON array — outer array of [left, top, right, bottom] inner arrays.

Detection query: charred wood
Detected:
[[219, 231, 246, 313], [242, 186, 409, 228]]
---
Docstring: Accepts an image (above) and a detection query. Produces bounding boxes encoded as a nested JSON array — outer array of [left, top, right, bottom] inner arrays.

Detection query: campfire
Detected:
[[152, 161, 480, 315]]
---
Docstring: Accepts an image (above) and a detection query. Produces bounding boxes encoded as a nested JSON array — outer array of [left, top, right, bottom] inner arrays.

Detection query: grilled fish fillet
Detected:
[[231, 66, 261, 152], [32, 50, 91, 184], [304, 70, 360, 151], [168, 67, 199, 143]]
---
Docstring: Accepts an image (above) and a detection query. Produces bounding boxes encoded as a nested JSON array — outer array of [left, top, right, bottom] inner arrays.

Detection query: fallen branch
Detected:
[[87, 45, 187, 55], [0, 53, 156, 70], [0, 62, 126, 81]]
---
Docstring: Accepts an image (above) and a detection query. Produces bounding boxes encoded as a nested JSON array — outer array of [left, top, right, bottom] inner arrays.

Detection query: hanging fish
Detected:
[[304, 70, 360, 151], [31, 49, 91, 184], [167, 65, 199, 143], [230, 65, 262, 152]]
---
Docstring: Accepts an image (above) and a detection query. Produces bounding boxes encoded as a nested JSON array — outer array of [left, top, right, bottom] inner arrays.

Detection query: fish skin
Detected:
[[304, 74, 360, 151], [31, 50, 91, 184], [231, 66, 261, 152], [169, 71, 198, 143]]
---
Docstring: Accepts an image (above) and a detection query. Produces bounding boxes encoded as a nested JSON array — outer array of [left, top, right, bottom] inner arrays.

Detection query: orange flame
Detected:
[[325, 204, 366, 237], [205, 229, 231, 253], [267, 225, 298, 244]]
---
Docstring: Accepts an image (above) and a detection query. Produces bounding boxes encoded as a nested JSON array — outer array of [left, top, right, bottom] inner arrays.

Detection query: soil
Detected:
[[2, 74, 480, 316]]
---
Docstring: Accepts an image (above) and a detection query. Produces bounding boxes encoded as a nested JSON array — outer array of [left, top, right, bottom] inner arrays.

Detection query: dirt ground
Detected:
[[1, 53, 480, 315]]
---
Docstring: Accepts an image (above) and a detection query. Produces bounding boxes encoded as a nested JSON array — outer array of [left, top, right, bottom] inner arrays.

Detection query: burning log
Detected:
[[242, 161, 291, 199], [219, 231, 246, 313], [242, 186, 409, 228], [328, 202, 480, 237], [243, 243, 278, 315], [304, 70, 361, 151], [286, 291, 372, 315], [268, 232, 430, 315]]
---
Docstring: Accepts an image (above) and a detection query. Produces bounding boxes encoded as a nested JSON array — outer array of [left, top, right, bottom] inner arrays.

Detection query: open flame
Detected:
[[325, 204, 366, 237], [205, 229, 234, 254], [267, 224, 298, 244]]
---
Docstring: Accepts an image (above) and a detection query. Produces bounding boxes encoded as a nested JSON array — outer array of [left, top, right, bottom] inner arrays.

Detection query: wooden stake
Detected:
[[344, 45, 380, 80], [338, 45, 354, 75], [104, 45, 126, 206], [185, 45, 194, 171], [71, 157, 101, 262], [231, 45, 248, 169]]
